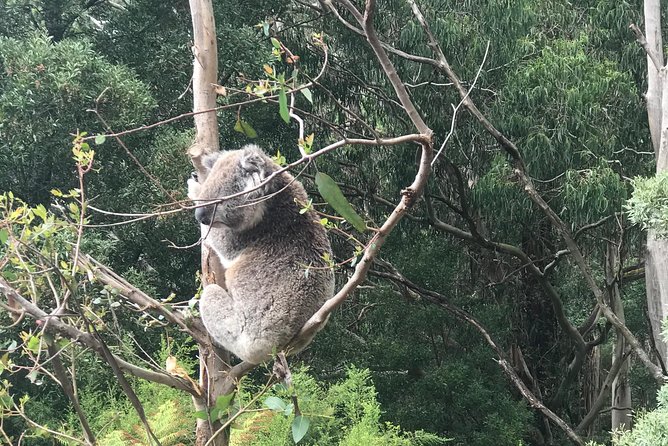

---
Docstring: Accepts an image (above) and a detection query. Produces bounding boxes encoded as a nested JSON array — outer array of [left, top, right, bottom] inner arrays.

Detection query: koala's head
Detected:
[[190, 145, 277, 231]]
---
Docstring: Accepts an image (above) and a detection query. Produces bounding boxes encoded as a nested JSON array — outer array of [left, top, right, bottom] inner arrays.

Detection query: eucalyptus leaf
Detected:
[[264, 396, 287, 412], [291, 415, 310, 443], [234, 118, 244, 133], [315, 172, 366, 232], [240, 120, 258, 138], [215, 392, 235, 412], [279, 87, 290, 123], [301, 87, 313, 104], [194, 410, 208, 420]]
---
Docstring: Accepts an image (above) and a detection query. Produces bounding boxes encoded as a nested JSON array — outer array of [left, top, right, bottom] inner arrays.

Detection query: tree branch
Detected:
[[404, 0, 664, 382], [576, 349, 631, 433], [370, 267, 584, 446], [339, 0, 431, 135], [0, 277, 200, 396], [47, 343, 96, 445], [289, 136, 432, 345], [78, 254, 209, 343], [629, 23, 664, 72]]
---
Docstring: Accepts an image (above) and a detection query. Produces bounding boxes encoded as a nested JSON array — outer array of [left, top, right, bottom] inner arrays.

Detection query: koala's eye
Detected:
[[190, 171, 199, 182]]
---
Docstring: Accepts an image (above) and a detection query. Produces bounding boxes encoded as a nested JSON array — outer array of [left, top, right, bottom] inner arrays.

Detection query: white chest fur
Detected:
[[200, 224, 239, 268]]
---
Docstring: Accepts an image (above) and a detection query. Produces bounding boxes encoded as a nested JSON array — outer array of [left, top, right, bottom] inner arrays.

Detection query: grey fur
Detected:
[[188, 145, 334, 364]]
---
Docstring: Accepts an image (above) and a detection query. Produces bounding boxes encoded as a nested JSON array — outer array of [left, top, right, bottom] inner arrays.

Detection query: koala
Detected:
[[187, 144, 335, 364]]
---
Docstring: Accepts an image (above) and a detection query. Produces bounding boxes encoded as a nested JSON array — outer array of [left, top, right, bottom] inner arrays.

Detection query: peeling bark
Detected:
[[642, 0, 668, 368], [607, 245, 632, 432]]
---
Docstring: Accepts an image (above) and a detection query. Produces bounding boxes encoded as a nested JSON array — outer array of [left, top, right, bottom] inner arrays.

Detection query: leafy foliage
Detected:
[[98, 400, 194, 446], [0, 32, 155, 204], [588, 385, 668, 446], [627, 171, 668, 235], [0, 0, 665, 445], [232, 368, 448, 446]]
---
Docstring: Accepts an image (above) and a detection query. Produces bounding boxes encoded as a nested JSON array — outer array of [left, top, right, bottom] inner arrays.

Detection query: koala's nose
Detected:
[[195, 207, 212, 226]]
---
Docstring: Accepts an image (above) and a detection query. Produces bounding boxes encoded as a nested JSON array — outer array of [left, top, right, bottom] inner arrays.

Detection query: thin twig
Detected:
[[0, 278, 200, 395], [432, 41, 490, 165], [83, 134, 427, 228], [370, 266, 584, 446]]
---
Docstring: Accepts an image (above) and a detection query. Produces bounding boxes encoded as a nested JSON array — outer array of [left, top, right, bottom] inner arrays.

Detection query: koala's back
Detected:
[[197, 149, 334, 363]]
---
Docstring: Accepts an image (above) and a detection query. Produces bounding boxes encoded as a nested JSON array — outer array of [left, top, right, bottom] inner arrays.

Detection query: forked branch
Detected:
[[0, 277, 201, 396]]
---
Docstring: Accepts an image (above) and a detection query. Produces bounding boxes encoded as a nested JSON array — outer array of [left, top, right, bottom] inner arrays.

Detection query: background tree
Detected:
[[1, 0, 668, 445], [633, 0, 668, 371]]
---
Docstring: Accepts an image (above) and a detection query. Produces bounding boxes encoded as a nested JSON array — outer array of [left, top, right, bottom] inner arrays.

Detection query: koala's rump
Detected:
[[224, 248, 332, 348]]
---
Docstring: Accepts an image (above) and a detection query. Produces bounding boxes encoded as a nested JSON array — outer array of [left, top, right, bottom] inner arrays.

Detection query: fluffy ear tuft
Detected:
[[202, 151, 222, 171], [240, 145, 266, 174]]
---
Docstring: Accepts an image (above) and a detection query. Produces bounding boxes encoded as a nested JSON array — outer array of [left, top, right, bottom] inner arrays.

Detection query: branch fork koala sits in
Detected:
[[187, 144, 334, 364]]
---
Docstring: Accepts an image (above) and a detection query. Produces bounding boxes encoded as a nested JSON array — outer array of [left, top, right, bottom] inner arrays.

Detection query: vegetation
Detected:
[[1, 0, 668, 445]]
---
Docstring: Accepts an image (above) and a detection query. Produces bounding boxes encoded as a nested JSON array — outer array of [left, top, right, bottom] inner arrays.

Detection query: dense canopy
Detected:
[[1, 1, 668, 445]]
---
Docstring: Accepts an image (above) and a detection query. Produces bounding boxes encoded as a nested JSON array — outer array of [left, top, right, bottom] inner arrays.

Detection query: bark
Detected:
[[646, 234, 668, 364], [583, 346, 600, 436], [188, 2, 233, 445], [577, 349, 631, 434], [643, 0, 664, 156], [643, 0, 668, 368], [189, 0, 220, 163], [607, 245, 632, 432]]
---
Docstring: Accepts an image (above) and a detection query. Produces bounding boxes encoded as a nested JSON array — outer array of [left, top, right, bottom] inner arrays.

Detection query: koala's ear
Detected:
[[202, 151, 222, 172], [240, 145, 267, 175]]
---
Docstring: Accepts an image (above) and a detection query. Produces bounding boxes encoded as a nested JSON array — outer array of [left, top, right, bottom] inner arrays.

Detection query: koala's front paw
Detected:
[[187, 176, 201, 201]]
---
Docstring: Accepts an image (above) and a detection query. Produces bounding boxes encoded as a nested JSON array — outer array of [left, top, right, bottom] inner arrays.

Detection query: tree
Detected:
[[633, 0, 668, 371], [2, 1, 668, 445]]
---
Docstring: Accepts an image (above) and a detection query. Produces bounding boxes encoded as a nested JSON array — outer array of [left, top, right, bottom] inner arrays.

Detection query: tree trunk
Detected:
[[189, 0, 219, 152], [643, 0, 664, 156], [583, 345, 600, 436], [607, 245, 632, 432], [188, 1, 229, 445], [643, 0, 668, 368]]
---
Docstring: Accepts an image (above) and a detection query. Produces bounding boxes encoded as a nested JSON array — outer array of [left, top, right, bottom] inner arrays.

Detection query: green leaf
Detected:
[[33, 204, 47, 221], [315, 172, 366, 232], [27, 335, 41, 354], [27, 370, 39, 384], [272, 150, 287, 166], [291, 415, 310, 443], [235, 118, 258, 138], [0, 392, 13, 410], [262, 22, 270, 36], [0, 353, 6, 374], [215, 392, 235, 413], [0, 229, 7, 245], [301, 87, 313, 104], [264, 396, 287, 412], [279, 87, 290, 123], [210, 407, 220, 420], [94, 134, 106, 145], [194, 410, 208, 420], [270, 37, 281, 49], [68, 202, 79, 215], [240, 120, 258, 138]]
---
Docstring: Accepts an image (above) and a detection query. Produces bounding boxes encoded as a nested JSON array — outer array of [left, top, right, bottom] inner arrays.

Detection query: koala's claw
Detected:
[[190, 171, 199, 182]]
